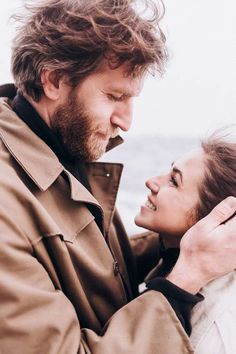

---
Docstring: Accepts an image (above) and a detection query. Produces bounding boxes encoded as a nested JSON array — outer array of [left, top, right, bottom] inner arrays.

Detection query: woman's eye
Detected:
[[169, 175, 178, 187]]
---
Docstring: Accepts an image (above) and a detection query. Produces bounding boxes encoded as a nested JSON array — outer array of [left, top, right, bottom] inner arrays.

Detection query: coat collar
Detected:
[[0, 98, 64, 192], [0, 99, 98, 206]]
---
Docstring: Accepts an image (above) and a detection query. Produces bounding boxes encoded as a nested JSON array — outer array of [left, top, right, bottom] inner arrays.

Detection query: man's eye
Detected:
[[107, 94, 124, 102]]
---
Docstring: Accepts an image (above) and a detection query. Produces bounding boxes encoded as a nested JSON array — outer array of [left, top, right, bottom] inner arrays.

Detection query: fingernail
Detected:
[[225, 196, 236, 209]]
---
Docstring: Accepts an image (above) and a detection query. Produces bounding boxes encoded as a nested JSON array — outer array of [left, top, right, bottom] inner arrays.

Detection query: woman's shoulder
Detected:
[[190, 271, 236, 352]]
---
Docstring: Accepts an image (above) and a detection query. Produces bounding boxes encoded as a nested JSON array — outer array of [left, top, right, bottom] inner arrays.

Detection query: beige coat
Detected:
[[0, 98, 193, 353]]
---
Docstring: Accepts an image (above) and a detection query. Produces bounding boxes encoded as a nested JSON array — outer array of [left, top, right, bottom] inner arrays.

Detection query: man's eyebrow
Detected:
[[106, 87, 140, 97], [171, 162, 183, 183]]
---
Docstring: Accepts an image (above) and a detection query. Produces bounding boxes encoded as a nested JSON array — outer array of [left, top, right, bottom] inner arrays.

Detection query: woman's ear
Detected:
[[41, 70, 62, 101], [187, 208, 197, 229]]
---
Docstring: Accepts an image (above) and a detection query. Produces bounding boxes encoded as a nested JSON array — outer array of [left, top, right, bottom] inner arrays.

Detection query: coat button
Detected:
[[113, 261, 120, 276]]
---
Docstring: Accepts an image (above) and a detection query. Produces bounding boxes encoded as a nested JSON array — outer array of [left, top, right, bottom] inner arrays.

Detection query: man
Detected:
[[0, 0, 236, 353]]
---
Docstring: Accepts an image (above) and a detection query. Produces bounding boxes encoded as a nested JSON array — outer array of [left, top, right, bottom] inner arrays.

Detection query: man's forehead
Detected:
[[97, 60, 144, 96]]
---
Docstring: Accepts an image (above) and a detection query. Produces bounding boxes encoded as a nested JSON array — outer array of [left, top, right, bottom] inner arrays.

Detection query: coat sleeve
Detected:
[[129, 231, 163, 283], [0, 209, 193, 354]]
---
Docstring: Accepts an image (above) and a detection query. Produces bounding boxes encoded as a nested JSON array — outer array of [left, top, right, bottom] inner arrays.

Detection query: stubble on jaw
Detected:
[[51, 90, 109, 162]]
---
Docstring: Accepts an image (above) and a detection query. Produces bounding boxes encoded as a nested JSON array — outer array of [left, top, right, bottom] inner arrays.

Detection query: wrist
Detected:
[[166, 261, 203, 295]]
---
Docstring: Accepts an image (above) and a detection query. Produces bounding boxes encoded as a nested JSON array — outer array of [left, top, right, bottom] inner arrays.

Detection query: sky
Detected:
[[0, 0, 235, 138]]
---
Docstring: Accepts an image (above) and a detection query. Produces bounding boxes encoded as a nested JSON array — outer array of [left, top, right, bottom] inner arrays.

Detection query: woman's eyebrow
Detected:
[[171, 162, 183, 183]]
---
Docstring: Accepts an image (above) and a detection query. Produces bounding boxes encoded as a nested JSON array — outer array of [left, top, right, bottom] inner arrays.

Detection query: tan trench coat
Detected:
[[0, 98, 193, 353]]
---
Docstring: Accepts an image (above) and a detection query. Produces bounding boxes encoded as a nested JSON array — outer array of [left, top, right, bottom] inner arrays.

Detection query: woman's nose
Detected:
[[145, 176, 160, 193]]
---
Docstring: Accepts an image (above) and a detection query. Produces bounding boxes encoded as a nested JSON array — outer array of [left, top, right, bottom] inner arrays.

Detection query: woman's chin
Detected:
[[134, 214, 151, 230], [134, 215, 139, 225], [134, 214, 143, 227]]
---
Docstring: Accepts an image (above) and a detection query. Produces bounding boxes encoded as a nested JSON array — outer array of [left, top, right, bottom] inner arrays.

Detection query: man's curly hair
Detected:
[[11, 0, 168, 101]]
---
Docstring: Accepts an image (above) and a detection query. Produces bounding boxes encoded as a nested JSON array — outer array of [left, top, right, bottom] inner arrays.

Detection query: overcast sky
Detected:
[[0, 0, 235, 138]]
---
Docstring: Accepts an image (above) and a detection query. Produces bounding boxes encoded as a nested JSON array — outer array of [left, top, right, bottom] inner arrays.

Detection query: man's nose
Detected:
[[110, 99, 133, 132], [145, 176, 160, 194]]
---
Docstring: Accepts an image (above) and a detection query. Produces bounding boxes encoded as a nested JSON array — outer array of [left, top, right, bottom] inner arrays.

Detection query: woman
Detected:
[[135, 131, 236, 354]]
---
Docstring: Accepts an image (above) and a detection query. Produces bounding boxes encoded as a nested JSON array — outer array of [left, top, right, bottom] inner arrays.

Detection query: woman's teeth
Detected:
[[145, 200, 157, 211]]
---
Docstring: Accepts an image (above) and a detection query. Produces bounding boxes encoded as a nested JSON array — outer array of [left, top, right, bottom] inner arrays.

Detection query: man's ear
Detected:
[[41, 70, 62, 101]]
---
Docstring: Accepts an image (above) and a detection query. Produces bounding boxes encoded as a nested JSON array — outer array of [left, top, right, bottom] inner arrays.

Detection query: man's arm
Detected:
[[129, 231, 163, 283], [167, 196, 236, 294]]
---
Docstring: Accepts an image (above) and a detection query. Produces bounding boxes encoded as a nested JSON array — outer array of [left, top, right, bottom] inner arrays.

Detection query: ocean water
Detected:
[[102, 135, 199, 235]]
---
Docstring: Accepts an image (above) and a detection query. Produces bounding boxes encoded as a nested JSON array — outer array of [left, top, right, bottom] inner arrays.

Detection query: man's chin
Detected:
[[90, 141, 109, 160], [69, 140, 107, 162], [84, 147, 106, 162], [91, 150, 106, 161]]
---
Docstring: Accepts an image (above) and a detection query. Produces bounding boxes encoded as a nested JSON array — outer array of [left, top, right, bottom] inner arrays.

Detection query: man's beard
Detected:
[[51, 93, 111, 162]]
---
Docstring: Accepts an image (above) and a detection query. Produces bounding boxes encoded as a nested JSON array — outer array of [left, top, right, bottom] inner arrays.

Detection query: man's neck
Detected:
[[24, 93, 55, 128]]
